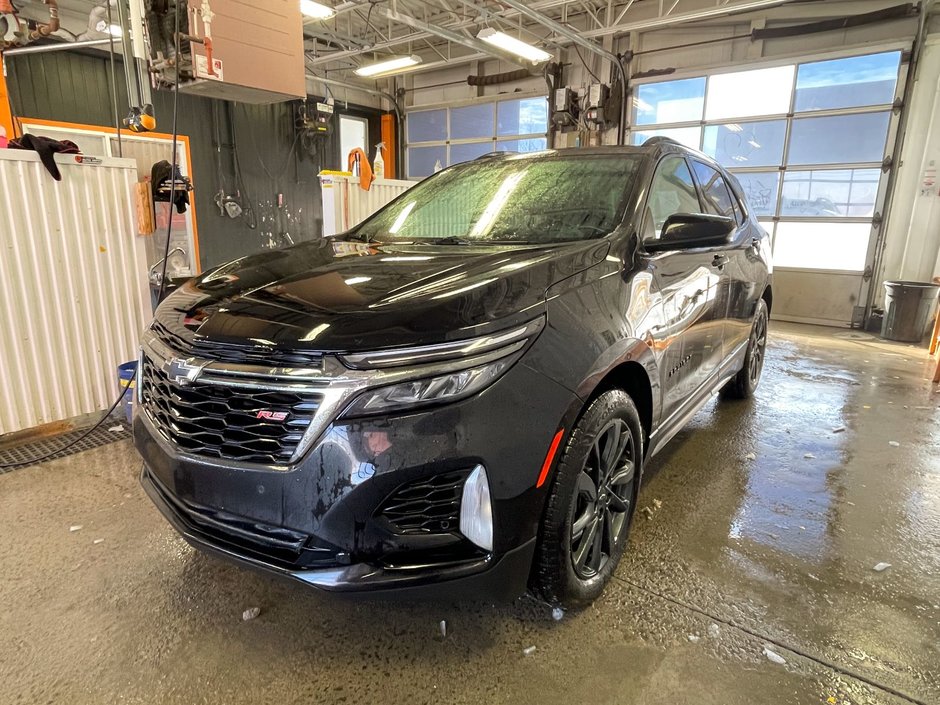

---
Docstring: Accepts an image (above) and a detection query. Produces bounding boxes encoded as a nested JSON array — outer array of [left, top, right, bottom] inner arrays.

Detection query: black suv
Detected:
[[135, 139, 772, 607]]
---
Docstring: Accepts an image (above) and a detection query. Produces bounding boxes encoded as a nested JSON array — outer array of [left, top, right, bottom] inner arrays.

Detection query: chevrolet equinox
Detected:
[[135, 138, 772, 608]]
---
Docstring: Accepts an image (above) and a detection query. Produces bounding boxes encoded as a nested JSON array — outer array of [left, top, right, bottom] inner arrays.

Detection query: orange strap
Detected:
[[347, 147, 373, 191]]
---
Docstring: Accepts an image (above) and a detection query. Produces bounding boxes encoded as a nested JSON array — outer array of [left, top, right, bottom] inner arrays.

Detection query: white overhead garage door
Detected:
[[631, 47, 907, 327]]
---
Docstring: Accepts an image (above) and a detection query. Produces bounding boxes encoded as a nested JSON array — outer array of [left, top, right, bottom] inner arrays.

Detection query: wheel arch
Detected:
[[762, 284, 773, 314], [586, 361, 653, 450], [570, 339, 660, 454]]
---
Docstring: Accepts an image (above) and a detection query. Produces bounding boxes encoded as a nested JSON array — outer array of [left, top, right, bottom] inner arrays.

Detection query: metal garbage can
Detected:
[[881, 281, 940, 343]]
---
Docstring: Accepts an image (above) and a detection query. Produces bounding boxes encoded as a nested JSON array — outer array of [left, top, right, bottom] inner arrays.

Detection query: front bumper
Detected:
[[142, 464, 536, 599], [135, 358, 578, 600]]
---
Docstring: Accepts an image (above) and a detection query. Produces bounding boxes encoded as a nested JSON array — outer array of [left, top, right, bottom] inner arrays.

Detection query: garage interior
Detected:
[[1, 0, 939, 703]]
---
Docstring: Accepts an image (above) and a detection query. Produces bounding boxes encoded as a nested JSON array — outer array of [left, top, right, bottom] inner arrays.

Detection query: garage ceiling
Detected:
[[28, 0, 918, 82]]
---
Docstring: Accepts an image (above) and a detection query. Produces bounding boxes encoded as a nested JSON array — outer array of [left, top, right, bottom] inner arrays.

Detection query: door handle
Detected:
[[711, 254, 729, 269]]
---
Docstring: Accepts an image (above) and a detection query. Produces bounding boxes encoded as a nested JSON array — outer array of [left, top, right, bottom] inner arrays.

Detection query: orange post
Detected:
[[0, 64, 16, 139], [381, 113, 396, 179]]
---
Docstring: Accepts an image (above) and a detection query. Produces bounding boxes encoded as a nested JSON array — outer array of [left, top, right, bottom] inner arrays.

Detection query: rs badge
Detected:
[[256, 410, 288, 421]]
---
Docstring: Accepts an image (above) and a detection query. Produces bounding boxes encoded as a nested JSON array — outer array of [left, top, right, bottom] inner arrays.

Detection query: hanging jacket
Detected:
[[151, 159, 191, 214], [8, 134, 81, 181]]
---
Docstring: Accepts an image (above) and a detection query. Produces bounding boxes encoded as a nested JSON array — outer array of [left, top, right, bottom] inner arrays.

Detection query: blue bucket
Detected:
[[117, 361, 138, 425]]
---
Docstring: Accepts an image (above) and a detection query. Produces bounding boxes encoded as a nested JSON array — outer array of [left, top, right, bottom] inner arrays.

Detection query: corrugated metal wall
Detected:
[[332, 176, 414, 233], [6, 50, 385, 270], [0, 151, 151, 435]]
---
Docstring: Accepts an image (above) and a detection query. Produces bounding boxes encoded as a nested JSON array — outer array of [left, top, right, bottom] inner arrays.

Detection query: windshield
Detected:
[[353, 154, 642, 244]]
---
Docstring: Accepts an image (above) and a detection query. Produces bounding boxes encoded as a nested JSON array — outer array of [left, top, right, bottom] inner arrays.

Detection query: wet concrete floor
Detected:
[[1, 322, 938, 705]]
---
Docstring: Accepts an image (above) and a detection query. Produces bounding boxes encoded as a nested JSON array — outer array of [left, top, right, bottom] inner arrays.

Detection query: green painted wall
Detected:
[[6, 49, 383, 270]]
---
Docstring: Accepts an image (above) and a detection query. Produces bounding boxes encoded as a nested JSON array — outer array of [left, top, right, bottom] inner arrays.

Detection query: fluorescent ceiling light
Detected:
[[355, 55, 422, 77], [477, 28, 551, 63], [300, 0, 335, 19]]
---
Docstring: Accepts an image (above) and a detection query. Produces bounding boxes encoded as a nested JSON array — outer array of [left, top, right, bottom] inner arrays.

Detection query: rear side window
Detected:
[[644, 156, 702, 239], [691, 161, 740, 224]]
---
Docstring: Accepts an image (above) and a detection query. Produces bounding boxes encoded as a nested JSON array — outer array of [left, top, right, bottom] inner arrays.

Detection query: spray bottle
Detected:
[[373, 142, 386, 180]]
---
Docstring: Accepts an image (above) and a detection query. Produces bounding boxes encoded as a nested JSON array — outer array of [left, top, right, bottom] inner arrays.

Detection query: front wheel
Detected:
[[723, 298, 769, 399], [532, 390, 642, 608]]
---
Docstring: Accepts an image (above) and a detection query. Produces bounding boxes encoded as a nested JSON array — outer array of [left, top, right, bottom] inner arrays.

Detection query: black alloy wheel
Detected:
[[533, 390, 643, 608], [723, 298, 769, 399], [569, 418, 636, 579]]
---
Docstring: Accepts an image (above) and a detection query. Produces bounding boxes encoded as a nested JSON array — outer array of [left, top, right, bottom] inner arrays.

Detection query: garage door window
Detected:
[[406, 96, 548, 178], [705, 65, 795, 120], [781, 169, 880, 218], [631, 49, 902, 273], [795, 53, 901, 112], [702, 120, 787, 168], [635, 77, 706, 126]]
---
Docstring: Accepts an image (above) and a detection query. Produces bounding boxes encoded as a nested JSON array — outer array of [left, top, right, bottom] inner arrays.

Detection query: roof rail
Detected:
[[475, 151, 519, 160], [642, 136, 682, 147]]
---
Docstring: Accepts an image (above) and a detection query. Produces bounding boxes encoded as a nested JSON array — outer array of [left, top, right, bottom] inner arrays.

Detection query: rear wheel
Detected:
[[723, 298, 768, 399], [533, 390, 642, 608]]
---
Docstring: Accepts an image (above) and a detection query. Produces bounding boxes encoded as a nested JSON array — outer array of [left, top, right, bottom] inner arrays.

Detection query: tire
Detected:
[[722, 298, 769, 399], [533, 390, 642, 609]]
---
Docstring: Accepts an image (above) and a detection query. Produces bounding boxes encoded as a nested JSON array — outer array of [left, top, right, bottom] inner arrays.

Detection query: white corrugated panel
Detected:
[[333, 176, 414, 232], [0, 151, 151, 436]]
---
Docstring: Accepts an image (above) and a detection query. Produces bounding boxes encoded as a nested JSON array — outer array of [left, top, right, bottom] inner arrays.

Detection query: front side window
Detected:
[[644, 156, 701, 239], [691, 161, 739, 222], [355, 155, 642, 244]]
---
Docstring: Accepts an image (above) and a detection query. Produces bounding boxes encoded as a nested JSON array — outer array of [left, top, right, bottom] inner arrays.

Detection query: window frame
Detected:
[[689, 159, 743, 226], [628, 43, 908, 274], [405, 91, 549, 179], [640, 154, 706, 243]]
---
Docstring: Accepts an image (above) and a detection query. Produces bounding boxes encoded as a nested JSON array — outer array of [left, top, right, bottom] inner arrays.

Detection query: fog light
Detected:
[[460, 465, 493, 551]]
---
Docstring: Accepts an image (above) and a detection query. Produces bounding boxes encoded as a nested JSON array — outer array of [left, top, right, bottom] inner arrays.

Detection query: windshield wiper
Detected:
[[430, 236, 473, 245]]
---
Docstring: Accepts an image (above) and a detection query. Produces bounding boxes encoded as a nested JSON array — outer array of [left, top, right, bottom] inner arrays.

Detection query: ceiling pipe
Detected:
[[381, 8, 537, 69], [2, 37, 110, 55], [493, 0, 627, 145], [306, 73, 406, 176], [577, 0, 793, 39]]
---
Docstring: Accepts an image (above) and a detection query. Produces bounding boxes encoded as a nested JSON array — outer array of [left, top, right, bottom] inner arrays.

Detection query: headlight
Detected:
[[341, 358, 511, 417], [337, 316, 544, 418]]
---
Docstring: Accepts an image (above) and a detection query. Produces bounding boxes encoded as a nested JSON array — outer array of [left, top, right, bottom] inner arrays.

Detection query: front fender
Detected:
[[531, 258, 664, 432]]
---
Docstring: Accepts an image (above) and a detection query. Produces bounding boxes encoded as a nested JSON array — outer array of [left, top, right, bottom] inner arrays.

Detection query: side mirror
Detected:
[[645, 213, 735, 253]]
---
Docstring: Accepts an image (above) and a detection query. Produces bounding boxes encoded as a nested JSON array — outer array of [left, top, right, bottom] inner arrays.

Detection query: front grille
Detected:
[[139, 354, 322, 464], [152, 321, 324, 368], [378, 471, 469, 534]]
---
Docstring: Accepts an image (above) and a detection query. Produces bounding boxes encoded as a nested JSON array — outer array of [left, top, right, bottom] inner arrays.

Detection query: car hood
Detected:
[[155, 238, 608, 352]]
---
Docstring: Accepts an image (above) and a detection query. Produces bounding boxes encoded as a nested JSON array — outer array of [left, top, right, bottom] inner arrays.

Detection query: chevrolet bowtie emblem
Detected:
[[166, 358, 202, 386]]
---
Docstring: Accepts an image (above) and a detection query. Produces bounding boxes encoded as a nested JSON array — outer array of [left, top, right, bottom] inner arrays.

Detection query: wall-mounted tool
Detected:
[[552, 87, 579, 130], [296, 98, 334, 137], [296, 97, 333, 158], [125, 103, 156, 133], [584, 83, 610, 131]]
